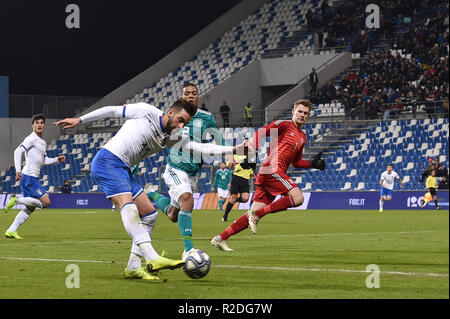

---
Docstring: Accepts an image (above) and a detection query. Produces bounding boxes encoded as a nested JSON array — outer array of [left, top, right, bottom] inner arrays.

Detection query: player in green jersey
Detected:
[[147, 83, 228, 260], [212, 162, 232, 213]]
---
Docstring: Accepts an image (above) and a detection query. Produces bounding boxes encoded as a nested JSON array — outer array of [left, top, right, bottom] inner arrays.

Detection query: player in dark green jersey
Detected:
[[212, 162, 232, 213], [147, 83, 228, 260]]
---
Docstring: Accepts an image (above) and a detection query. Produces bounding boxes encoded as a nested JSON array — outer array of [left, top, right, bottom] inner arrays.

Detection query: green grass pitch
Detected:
[[0, 208, 448, 299]]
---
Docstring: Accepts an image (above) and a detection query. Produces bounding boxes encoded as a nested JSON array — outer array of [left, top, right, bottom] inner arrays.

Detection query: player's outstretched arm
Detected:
[[180, 140, 250, 156], [53, 105, 129, 130], [53, 117, 81, 130], [13, 145, 26, 181]]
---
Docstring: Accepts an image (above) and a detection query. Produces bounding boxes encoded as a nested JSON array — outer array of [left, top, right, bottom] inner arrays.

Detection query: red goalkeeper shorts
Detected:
[[253, 172, 298, 205]]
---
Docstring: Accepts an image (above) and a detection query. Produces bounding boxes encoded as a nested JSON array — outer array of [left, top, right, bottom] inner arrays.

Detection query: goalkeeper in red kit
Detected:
[[211, 99, 325, 251]]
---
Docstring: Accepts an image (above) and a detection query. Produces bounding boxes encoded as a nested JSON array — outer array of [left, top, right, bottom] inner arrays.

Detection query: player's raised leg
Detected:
[[5, 194, 49, 239], [5, 177, 52, 239], [248, 185, 303, 234]]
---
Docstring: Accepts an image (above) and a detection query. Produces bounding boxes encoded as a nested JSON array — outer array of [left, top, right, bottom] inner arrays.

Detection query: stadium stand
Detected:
[[1, 0, 448, 194]]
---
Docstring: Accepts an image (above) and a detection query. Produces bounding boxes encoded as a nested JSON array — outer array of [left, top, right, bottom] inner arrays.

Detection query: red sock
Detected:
[[255, 196, 295, 218], [219, 214, 249, 241]]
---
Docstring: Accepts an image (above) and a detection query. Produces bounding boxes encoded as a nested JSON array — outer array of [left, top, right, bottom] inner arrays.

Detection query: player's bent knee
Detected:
[[293, 195, 304, 207], [40, 196, 51, 208], [289, 189, 304, 206]]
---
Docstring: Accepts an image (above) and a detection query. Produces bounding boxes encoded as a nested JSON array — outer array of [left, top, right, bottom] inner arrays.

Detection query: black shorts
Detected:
[[429, 188, 437, 196], [230, 175, 250, 194]]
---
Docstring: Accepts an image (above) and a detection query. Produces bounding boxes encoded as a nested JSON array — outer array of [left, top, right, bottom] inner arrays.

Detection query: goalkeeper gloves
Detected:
[[310, 152, 326, 170]]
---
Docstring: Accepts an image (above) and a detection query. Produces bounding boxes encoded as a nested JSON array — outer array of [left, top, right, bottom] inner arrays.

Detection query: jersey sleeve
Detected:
[[14, 136, 35, 172], [20, 135, 35, 151], [80, 103, 154, 124], [44, 155, 59, 165], [13, 145, 26, 173], [292, 140, 311, 169]]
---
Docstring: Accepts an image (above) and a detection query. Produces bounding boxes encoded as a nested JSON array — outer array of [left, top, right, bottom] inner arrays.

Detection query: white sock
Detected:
[[120, 203, 158, 261], [140, 211, 158, 236], [16, 197, 44, 209], [128, 211, 159, 262], [126, 252, 143, 271], [7, 208, 33, 232], [137, 242, 159, 261], [379, 199, 384, 209]]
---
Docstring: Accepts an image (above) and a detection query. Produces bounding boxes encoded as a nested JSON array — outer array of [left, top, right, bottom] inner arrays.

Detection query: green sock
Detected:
[[218, 199, 224, 211], [178, 210, 193, 252], [147, 192, 171, 215]]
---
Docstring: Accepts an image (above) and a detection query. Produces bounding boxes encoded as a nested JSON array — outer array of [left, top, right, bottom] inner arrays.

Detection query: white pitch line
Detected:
[[0, 256, 116, 264], [0, 230, 445, 246], [214, 265, 449, 278], [0, 256, 447, 278]]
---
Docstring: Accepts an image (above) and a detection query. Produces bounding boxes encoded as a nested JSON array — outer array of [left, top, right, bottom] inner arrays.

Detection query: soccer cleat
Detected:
[[379, 208, 383, 213], [4, 195, 17, 214], [221, 217, 226, 222], [420, 200, 424, 208], [146, 256, 185, 272], [246, 209, 260, 234], [124, 267, 159, 280], [211, 236, 233, 251], [5, 231, 23, 239], [436, 206, 441, 210], [182, 248, 199, 261]]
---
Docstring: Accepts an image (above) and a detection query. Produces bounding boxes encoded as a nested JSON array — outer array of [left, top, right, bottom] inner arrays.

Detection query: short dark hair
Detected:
[[170, 99, 197, 117], [183, 82, 198, 91], [387, 164, 393, 167], [32, 113, 45, 124]]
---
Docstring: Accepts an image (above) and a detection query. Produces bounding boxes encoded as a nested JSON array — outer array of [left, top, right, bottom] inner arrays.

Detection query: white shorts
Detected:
[[217, 187, 229, 198], [163, 164, 198, 209]]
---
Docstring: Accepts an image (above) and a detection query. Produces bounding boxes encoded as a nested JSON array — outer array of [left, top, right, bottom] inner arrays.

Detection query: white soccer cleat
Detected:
[[210, 236, 233, 251], [379, 208, 383, 213], [246, 209, 260, 234], [182, 248, 199, 261]]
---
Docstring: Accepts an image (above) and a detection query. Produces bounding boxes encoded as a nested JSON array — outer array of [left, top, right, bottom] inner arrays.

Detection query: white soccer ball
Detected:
[[183, 249, 211, 279]]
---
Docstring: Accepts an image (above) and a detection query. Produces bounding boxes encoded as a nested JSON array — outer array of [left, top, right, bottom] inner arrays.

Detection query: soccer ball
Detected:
[[183, 250, 211, 279]]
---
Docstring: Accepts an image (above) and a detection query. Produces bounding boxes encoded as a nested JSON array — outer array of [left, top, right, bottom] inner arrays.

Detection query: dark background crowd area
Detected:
[[307, 0, 449, 119]]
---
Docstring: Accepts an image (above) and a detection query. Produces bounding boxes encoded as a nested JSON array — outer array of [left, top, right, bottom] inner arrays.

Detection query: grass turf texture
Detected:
[[0, 208, 448, 299]]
